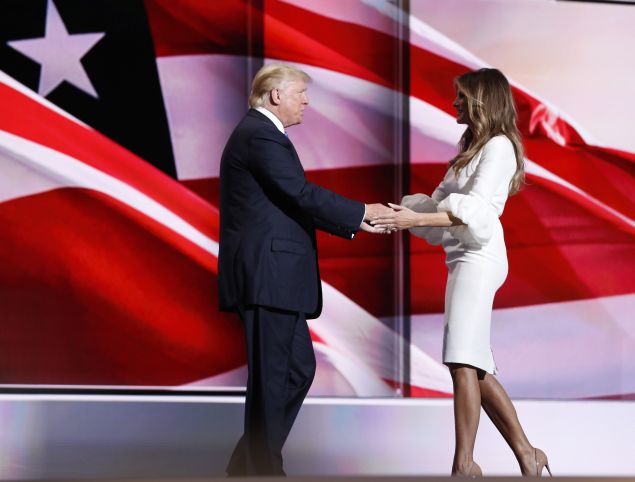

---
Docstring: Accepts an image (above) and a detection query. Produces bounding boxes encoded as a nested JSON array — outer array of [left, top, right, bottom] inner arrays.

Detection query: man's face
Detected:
[[276, 79, 309, 128]]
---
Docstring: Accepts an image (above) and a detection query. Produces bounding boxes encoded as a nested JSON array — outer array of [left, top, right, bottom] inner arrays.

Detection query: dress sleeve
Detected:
[[436, 136, 517, 247], [431, 175, 451, 204], [401, 193, 445, 245]]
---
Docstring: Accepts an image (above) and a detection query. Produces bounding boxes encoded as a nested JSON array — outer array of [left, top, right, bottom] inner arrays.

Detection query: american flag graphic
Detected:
[[0, 0, 633, 398]]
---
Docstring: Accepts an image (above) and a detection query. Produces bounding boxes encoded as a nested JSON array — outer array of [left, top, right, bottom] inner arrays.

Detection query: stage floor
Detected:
[[0, 394, 633, 479]]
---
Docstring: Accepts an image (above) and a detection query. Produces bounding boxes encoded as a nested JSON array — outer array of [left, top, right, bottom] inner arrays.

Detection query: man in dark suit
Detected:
[[219, 64, 391, 476]]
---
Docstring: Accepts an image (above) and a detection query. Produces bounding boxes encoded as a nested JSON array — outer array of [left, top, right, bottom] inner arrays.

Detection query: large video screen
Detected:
[[0, 0, 632, 398]]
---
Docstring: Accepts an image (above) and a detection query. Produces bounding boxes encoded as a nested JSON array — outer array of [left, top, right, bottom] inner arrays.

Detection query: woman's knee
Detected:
[[447, 363, 479, 381]]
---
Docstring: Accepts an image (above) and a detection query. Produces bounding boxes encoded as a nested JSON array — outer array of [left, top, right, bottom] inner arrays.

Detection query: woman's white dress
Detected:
[[403, 135, 517, 374]]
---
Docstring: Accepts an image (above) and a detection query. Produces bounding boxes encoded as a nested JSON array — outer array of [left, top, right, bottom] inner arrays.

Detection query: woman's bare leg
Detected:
[[477, 372, 539, 475], [448, 363, 482, 475]]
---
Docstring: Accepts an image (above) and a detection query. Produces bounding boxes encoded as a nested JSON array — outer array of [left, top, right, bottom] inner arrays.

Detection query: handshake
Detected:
[[362, 202, 414, 234]]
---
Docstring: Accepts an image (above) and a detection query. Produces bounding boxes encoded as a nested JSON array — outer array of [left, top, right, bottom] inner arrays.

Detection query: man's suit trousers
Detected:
[[226, 305, 316, 476]]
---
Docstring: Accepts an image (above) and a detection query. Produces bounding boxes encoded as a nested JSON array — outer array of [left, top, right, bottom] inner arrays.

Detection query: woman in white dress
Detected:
[[372, 68, 551, 477]]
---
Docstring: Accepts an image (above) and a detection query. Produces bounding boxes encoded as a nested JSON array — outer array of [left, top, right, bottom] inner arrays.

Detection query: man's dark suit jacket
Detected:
[[218, 109, 365, 319]]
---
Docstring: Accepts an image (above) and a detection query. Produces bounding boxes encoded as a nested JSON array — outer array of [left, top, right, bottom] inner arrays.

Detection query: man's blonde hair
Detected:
[[248, 64, 311, 108]]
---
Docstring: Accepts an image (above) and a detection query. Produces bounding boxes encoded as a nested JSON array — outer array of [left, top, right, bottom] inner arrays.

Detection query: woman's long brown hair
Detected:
[[451, 68, 525, 195]]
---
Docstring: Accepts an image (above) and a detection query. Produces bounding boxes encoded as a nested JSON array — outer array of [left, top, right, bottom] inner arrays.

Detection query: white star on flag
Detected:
[[7, 0, 105, 98]]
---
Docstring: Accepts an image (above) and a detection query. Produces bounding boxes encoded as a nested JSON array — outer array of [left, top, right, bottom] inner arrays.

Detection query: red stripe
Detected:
[[144, 0, 250, 57], [523, 139, 635, 220], [0, 188, 241, 385], [0, 82, 218, 246]]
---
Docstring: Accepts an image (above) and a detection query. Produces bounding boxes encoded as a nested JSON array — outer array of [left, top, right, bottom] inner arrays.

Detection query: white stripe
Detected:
[[157, 55, 405, 179], [313, 282, 453, 395], [0, 130, 218, 257], [312, 341, 395, 396], [158, 55, 462, 179], [182, 365, 247, 389], [156, 54, 247, 180], [0, 139, 63, 202]]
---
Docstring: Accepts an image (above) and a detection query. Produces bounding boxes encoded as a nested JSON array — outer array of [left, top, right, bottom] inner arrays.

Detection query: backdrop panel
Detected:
[[0, 0, 632, 398]]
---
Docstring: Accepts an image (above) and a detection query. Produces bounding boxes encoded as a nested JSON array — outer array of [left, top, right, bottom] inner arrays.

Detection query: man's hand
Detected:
[[364, 203, 394, 222]]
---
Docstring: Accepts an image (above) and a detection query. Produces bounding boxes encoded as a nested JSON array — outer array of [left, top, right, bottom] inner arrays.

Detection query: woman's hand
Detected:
[[360, 220, 391, 234], [370, 203, 419, 231]]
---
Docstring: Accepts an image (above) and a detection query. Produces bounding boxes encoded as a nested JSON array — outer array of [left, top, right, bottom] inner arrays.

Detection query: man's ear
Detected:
[[269, 88, 280, 106]]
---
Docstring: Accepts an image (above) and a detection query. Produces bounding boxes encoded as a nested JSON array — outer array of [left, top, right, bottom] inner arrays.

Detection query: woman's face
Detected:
[[453, 90, 469, 125]]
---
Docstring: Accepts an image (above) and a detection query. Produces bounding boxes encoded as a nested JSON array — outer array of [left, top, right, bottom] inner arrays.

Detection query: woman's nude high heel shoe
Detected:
[[533, 448, 552, 477], [454, 461, 482, 478]]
